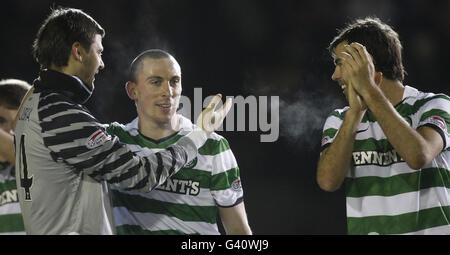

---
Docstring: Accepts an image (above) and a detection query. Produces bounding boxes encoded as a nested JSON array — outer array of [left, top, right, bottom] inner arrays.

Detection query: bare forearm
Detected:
[[317, 110, 363, 191], [0, 129, 15, 164], [362, 86, 437, 169]]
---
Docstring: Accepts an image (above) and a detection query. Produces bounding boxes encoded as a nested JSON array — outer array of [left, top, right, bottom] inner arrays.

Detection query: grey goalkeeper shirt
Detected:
[[14, 69, 207, 234]]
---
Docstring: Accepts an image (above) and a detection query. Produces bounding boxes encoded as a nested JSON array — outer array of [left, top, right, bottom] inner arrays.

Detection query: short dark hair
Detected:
[[0, 79, 32, 109], [328, 17, 406, 82], [32, 7, 105, 69], [128, 49, 173, 82]]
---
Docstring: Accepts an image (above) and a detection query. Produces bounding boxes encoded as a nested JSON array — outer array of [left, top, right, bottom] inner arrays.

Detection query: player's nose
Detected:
[[99, 59, 105, 70], [331, 66, 340, 81], [161, 81, 173, 96]]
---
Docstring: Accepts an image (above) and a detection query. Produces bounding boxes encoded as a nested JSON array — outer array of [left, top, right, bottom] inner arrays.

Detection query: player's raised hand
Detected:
[[196, 94, 233, 136], [347, 82, 367, 114], [340, 42, 378, 94]]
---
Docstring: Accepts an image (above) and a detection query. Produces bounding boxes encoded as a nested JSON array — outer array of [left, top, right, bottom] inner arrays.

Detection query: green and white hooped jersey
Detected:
[[321, 86, 450, 235], [107, 116, 243, 235], [0, 163, 25, 235]]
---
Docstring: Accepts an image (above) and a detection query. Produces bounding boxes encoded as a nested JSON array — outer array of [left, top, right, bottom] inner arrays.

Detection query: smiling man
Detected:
[[107, 49, 252, 235], [317, 17, 450, 235]]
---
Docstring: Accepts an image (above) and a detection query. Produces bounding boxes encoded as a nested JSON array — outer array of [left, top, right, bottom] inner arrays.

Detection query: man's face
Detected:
[[0, 105, 17, 133], [79, 34, 104, 89], [331, 41, 350, 101], [131, 57, 182, 126]]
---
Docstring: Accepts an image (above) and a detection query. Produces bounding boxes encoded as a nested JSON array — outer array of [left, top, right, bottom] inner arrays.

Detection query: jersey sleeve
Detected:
[[206, 136, 243, 207], [38, 93, 207, 193], [415, 94, 450, 151], [320, 108, 346, 152]]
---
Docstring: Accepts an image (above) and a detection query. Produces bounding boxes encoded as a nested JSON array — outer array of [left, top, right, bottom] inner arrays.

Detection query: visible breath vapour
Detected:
[[278, 86, 345, 150]]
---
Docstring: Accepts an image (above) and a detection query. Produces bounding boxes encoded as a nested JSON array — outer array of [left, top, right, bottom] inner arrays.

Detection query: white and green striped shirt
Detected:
[[0, 163, 25, 235], [107, 115, 243, 235], [321, 86, 450, 235]]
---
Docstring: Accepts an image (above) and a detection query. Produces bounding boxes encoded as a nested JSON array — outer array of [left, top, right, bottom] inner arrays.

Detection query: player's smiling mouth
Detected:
[[156, 103, 171, 108], [339, 82, 347, 93]]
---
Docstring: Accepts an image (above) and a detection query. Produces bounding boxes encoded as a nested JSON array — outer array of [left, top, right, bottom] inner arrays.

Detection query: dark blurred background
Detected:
[[1, 0, 448, 234]]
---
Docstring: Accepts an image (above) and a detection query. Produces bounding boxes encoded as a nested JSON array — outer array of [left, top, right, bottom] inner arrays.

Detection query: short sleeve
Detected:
[[321, 108, 347, 152], [204, 136, 243, 208], [416, 94, 450, 151]]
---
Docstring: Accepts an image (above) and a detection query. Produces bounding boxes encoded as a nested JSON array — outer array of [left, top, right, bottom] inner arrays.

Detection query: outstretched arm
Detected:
[[15, 92, 233, 193], [82, 94, 233, 191]]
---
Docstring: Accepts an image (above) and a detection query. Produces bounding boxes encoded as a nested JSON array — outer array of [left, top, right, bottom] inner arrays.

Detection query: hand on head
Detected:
[[340, 42, 377, 94]]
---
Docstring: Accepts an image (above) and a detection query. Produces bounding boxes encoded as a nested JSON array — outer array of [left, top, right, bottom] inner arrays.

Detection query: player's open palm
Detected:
[[341, 42, 377, 93], [196, 94, 233, 136]]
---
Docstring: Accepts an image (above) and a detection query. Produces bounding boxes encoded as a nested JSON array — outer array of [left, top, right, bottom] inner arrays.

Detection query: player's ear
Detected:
[[125, 81, 138, 100], [71, 42, 84, 63], [374, 71, 383, 86]]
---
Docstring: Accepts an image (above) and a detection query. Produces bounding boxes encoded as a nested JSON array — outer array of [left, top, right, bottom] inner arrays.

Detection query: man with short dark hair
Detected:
[[0, 78, 31, 235], [317, 17, 450, 234], [107, 49, 252, 235], [14, 7, 231, 235]]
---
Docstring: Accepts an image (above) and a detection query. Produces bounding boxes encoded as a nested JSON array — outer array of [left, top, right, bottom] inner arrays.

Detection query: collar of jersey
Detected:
[[33, 69, 93, 104], [402, 85, 420, 100], [126, 115, 195, 135], [124, 115, 196, 148]]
